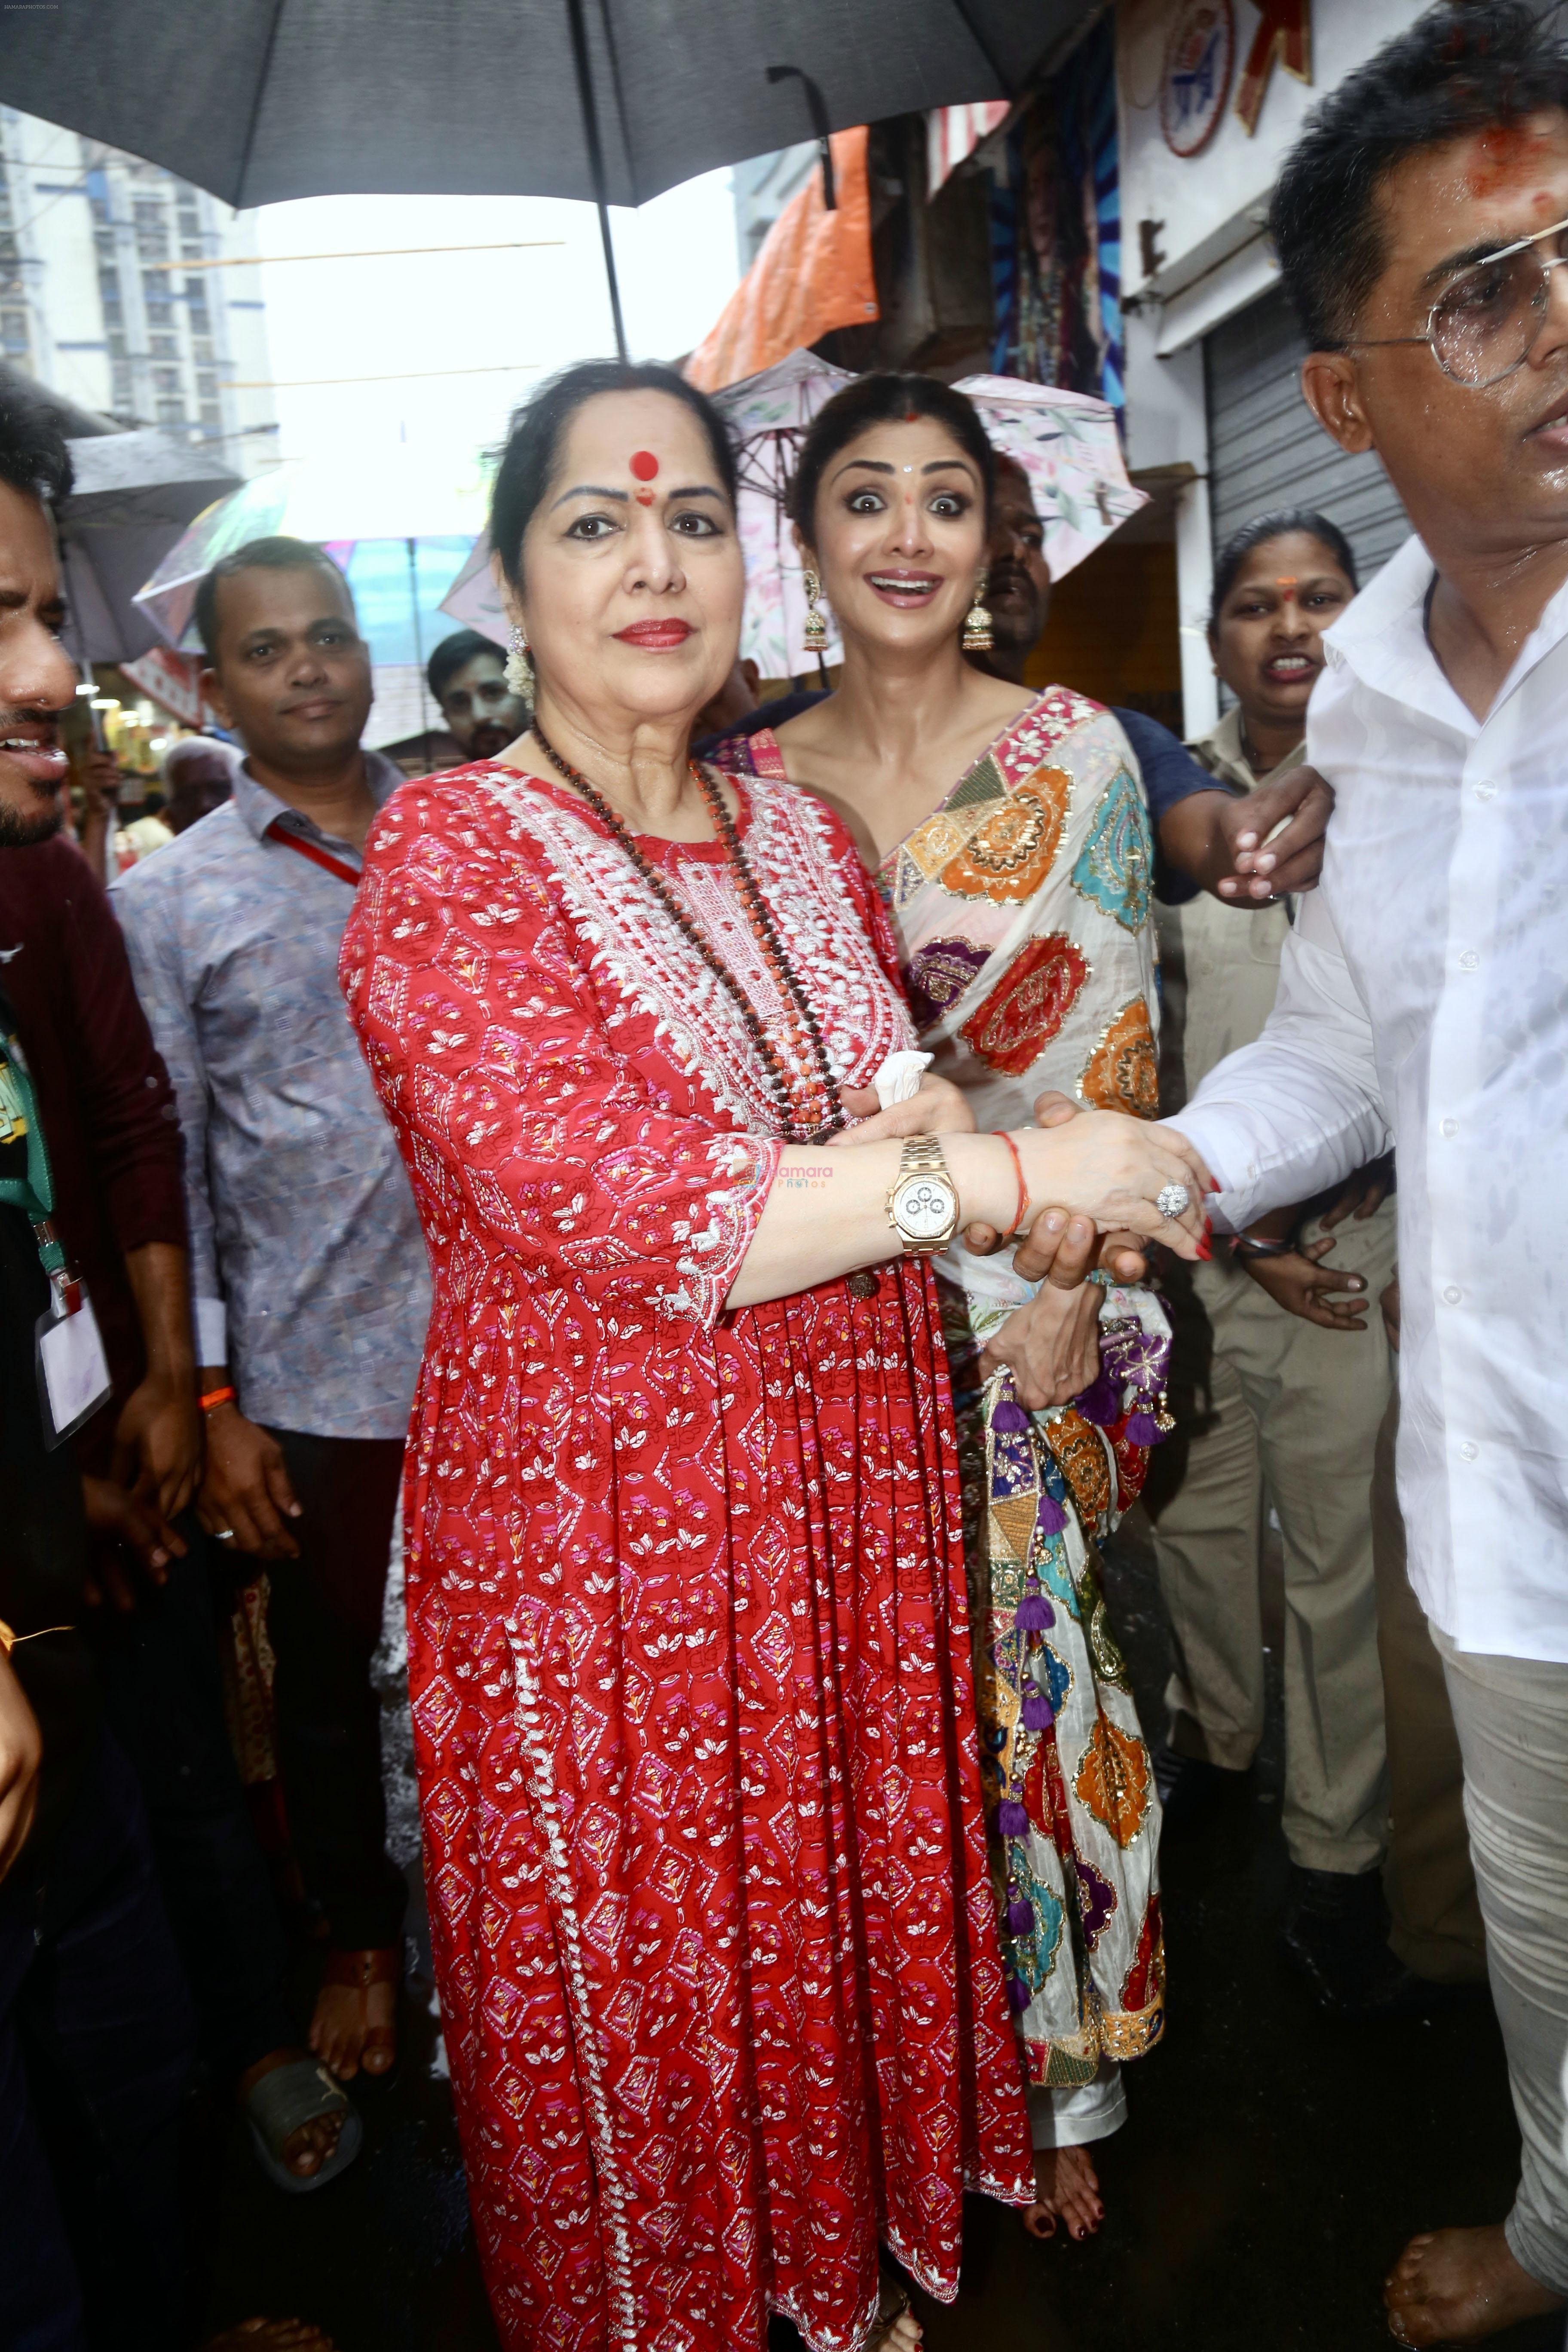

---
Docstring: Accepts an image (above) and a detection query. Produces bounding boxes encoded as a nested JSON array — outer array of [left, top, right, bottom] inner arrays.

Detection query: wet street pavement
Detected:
[[203, 1515, 1562, 2352]]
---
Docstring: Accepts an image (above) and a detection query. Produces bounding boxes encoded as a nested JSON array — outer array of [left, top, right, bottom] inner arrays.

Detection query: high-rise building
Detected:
[[0, 106, 278, 473]]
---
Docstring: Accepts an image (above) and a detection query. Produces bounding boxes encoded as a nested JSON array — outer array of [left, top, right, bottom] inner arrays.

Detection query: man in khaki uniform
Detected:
[[1150, 513, 1405, 2015]]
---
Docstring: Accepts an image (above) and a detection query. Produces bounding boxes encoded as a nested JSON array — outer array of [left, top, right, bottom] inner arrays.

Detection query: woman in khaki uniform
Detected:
[[1149, 511, 1409, 2015]]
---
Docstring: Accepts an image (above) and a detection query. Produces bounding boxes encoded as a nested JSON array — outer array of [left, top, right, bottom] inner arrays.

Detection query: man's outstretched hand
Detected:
[[968, 1092, 1147, 1285], [1214, 765, 1333, 900]]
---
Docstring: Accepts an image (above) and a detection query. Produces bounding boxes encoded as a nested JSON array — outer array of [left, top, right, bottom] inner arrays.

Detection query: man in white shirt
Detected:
[[1167, 5, 1568, 2340]]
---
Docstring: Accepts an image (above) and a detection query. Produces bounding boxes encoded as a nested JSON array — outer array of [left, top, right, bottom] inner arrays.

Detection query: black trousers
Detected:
[[254, 1429, 407, 1955], [91, 1525, 293, 2083], [0, 1733, 196, 2352]]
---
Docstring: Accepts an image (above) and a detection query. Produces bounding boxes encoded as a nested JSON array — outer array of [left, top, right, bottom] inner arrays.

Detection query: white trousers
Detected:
[[1433, 1628, 1568, 2296], [1027, 2061, 1126, 2151]]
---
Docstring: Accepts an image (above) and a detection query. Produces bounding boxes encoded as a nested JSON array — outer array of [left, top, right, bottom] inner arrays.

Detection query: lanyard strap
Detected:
[[0, 1032, 66, 1283], [268, 821, 360, 888]]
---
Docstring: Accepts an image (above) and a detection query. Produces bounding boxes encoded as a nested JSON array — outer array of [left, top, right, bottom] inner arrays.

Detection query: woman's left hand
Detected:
[[829, 1073, 977, 1145], [978, 1213, 1102, 1409]]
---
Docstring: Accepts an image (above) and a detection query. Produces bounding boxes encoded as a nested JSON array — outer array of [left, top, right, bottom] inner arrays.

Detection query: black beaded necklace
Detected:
[[530, 720, 845, 1144]]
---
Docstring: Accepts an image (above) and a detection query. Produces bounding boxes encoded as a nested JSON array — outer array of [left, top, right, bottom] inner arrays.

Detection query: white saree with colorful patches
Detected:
[[719, 684, 1168, 2091]]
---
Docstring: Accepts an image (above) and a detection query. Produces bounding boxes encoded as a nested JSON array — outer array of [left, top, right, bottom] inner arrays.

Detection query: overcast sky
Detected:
[[251, 170, 741, 487]]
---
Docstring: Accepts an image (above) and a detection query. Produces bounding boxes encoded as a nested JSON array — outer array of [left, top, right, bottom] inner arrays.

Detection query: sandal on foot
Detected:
[[868, 2273, 921, 2350], [245, 2059, 361, 2195], [320, 1945, 401, 2081]]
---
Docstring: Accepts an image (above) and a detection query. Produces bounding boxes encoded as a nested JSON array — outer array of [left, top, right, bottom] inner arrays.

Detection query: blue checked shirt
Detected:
[[112, 753, 430, 1440]]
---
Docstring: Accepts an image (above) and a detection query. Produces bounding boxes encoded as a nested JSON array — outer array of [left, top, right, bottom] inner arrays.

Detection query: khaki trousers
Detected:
[[1147, 1200, 1397, 1873], [1371, 1394, 1488, 1982]]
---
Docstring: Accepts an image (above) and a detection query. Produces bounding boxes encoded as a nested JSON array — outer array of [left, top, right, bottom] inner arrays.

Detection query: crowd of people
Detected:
[[0, 4, 1565, 2349]]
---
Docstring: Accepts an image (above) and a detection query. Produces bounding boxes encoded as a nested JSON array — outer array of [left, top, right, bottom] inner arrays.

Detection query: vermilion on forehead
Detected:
[[1461, 119, 1562, 202]]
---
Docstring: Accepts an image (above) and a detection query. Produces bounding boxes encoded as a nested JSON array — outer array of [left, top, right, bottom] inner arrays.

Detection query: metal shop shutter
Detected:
[[1205, 285, 1411, 585]]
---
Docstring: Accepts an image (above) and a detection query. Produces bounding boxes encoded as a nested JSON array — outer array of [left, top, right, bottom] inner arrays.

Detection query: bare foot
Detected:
[[309, 1954, 398, 2081], [1024, 2144, 1104, 2242], [236, 2049, 343, 2181], [202, 2322, 337, 2351], [1386, 2224, 1566, 2344]]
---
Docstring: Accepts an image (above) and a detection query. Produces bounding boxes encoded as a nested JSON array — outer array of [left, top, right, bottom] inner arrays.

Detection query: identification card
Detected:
[[35, 1284, 111, 1448]]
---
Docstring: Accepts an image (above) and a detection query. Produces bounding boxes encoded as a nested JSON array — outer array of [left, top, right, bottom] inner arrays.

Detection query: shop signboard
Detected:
[[1161, 0, 1235, 157], [1235, 0, 1313, 135], [121, 644, 215, 727]]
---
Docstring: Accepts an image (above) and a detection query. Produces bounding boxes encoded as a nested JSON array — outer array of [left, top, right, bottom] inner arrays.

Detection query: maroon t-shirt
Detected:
[[0, 835, 187, 1465]]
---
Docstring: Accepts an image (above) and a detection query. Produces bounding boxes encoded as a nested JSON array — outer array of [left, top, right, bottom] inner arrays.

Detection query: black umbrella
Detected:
[[0, 0, 1082, 355]]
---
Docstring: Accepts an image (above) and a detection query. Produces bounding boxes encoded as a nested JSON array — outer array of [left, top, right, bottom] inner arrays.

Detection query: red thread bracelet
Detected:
[[199, 1384, 237, 1413], [992, 1131, 1030, 1241]]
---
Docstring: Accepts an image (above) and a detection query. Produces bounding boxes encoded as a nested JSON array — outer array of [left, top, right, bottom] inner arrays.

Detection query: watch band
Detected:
[[885, 1135, 959, 1254]]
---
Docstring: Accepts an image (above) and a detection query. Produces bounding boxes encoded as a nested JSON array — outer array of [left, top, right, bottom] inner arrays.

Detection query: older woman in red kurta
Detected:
[[340, 362, 1207, 2352]]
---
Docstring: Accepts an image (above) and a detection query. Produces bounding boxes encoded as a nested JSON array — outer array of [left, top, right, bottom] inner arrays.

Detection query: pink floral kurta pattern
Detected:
[[340, 763, 1033, 2352]]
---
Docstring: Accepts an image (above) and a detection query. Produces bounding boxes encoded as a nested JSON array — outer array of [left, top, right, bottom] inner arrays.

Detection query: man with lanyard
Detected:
[[0, 361, 199, 2352], [114, 535, 429, 2092]]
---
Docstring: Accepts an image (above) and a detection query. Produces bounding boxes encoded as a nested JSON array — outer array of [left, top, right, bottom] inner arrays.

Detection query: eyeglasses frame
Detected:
[[1341, 209, 1568, 389]]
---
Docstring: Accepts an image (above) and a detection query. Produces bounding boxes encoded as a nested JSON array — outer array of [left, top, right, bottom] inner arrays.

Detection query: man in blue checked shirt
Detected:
[[114, 536, 429, 2098]]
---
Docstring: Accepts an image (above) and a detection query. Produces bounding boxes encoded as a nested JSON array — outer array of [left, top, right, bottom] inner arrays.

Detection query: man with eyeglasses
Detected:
[[1160, 5, 1568, 2341]]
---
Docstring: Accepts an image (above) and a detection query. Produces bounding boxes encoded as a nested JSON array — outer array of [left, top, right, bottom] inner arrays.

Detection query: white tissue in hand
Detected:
[[872, 1050, 933, 1110]]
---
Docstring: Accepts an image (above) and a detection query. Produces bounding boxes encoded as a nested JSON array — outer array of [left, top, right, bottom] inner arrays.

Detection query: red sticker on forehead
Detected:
[[629, 450, 659, 481]]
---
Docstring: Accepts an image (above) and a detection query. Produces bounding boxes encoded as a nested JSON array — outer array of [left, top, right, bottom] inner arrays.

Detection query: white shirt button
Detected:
[[1459, 1440, 1478, 1462], [1440, 1117, 1458, 1137], [1473, 779, 1497, 800], [1459, 950, 1480, 971], [1443, 1284, 1462, 1304]]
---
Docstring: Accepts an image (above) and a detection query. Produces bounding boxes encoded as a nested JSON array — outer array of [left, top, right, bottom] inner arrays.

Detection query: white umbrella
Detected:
[[132, 451, 487, 650]]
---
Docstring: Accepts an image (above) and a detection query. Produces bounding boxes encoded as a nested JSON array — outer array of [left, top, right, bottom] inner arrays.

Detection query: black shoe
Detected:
[[1153, 1742, 1249, 1834], [1279, 1865, 1422, 2019]]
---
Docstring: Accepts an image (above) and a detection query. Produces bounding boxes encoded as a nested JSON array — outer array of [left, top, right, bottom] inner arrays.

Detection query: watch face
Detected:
[[895, 1174, 954, 1242]]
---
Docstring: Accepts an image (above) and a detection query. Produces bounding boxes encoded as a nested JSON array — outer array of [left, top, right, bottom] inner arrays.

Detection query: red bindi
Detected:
[[629, 450, 659, 480], [634, 490, 655, 505]]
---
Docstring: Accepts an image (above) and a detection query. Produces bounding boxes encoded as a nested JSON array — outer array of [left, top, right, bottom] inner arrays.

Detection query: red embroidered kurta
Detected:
[[340, 762, 1032, 2352]]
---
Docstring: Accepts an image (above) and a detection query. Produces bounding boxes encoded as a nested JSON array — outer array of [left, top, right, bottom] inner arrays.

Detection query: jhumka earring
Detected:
[[802, 568, 829, 653], [505, 624, 535, 701], [962, 571, 994, 653]]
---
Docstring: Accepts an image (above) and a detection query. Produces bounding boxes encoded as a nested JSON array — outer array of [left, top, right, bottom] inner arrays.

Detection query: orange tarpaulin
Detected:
[[686, 128, 877, 394]]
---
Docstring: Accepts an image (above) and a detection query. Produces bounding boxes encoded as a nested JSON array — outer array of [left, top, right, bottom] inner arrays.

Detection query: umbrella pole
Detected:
[[58, 543, 107, 753], [566, 0, 629, 362], [407, 536, 433, 772]]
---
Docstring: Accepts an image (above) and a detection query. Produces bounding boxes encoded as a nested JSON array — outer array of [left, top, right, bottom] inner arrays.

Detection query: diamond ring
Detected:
[[1156, 1182, 1191, 1220], [212, 1528, 236, 1544]]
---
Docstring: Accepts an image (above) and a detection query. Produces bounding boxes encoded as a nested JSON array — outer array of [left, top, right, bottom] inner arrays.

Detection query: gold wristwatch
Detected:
[[885, 1135, 960, 1254]]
